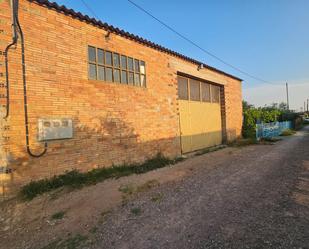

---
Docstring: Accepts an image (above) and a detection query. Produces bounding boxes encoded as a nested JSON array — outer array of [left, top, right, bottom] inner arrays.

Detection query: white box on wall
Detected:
[[38, 118, 73, 141]]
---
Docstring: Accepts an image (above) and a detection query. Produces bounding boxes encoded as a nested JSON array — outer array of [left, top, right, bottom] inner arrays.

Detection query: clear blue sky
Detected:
[[52, 0, 309, 110]]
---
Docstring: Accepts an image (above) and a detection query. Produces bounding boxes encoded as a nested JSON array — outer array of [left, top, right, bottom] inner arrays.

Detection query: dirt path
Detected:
[[0, 127, 308, 249], [90, 127, 309, 249]]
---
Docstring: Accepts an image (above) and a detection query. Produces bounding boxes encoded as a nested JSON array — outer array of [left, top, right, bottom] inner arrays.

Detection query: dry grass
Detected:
[[280, 129, 296, 136]]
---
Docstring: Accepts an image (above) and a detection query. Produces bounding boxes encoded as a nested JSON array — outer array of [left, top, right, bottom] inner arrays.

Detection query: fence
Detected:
[[256, 121, 292, 139]]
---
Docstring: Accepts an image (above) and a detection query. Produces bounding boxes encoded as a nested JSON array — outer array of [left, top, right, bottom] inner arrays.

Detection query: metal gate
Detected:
[[178, 75, 222, 153]]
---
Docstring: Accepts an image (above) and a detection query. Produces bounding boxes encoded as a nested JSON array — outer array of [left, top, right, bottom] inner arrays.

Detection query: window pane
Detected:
[[98, 66, 105, 80], [105, 51, 112, 66], [97, 49, 104, 64], [113, 53, 120, 68], [134, 73, 140, 86], [134, 59, 140, 73], [140, 75, 146, 87], [106, 67, 113, 81], [140, 61, 145, 74], [177, 77, 188, 100], [88, 46, 96, 62], [190, 79, 200, 101], [88, 63, 97, 79], [121, 55, 127, 69], [211, 85, 220, 103], [121, 70, 127, 84], [128, 72, 134, 85], [201, 83, 211, 102], [113, 69, 120, 83], [128, 57, 134, 71]]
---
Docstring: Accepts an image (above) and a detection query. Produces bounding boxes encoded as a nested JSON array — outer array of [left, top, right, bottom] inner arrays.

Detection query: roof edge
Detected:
[[27, 0, 243, 82]]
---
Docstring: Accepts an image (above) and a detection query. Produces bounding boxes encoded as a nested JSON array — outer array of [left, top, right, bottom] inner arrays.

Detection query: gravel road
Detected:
[[90, 127, 309, 249]]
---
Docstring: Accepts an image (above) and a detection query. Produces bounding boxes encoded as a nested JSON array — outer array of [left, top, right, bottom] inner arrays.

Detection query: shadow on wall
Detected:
[[2, 113, 238, 194], [5, 113, 180, 191]]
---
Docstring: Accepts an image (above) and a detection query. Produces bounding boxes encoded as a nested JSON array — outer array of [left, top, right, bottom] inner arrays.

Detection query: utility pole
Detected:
[[305, 101, 306, 113], [307, 99, 309, 113], [286, 83, 289, 111]]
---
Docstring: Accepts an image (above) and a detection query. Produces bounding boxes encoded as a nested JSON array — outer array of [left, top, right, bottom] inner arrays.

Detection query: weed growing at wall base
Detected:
[[280, 129, 296, 136], [21, 154, 184, 200]]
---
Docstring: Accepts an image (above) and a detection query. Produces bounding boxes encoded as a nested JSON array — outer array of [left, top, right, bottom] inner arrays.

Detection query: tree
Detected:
[[242, 101, 254, 111], [242, 101, 284, 138], [278, 102, 288, 111]]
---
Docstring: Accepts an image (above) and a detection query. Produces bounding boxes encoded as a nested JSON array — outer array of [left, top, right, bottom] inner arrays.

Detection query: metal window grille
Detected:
[[87, 46, 146, 88]]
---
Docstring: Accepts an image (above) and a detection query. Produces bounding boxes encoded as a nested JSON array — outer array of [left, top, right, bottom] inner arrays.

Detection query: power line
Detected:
[[80, 0, 278, 85], [80, 0, 100, 20], [127, 0, 280, 85]]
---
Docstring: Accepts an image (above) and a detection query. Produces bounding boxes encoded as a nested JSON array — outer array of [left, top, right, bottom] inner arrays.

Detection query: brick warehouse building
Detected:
[[0, 0, 242, 195]]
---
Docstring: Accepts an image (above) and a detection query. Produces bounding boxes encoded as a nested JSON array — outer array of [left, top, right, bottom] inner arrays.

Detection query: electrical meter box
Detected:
[[38, 118, 73, 141]]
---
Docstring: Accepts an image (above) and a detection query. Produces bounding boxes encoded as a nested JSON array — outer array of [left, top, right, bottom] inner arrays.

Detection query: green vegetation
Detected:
[[280, 129, 296, 136], [41, 234, 88, 249], [119, 184, 135, 195], [119, 180, 160, 204], [21, 154, 183, 200], [97, 210, 111, 225], [151, 193, 164, 202], [89, 226, 98, 234], [131, 207, 142, 215], [242, 101, 283, 138], [260, 137, 282, 143], [229, 137, 281, 147], [136, 180, 160, 193], [100, 210, 110, 217], [242, 101, 301, 138], [51, 211, 65, 220], [229, 138, 258, 147]]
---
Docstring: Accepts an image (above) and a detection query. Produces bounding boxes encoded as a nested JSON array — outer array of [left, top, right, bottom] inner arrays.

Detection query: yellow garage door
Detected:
[[178, 76, 222, 153]]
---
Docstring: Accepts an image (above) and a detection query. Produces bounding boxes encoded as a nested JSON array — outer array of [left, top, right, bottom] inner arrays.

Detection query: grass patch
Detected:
[[119, 180, 160, 202], [230, 137, 281, 147], [136, 180, 160, 193], [119, 184, 135, 195], [131, 207, 142, 216], [97, 210, 111, 225], [280, 129, 296, 136], [100, 210, 110, 217], [228, 138, 258, 147], [21, 154, 183, 200], [260, 137, 282, 143], [51, 211, 65, 220], [41, 234, 88, 249], [89, 226, 98, 234], [151, 193, 164, 202]]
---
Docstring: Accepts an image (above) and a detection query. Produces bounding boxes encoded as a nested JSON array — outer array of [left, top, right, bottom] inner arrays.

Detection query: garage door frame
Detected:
[[177, 73, 226, 154]]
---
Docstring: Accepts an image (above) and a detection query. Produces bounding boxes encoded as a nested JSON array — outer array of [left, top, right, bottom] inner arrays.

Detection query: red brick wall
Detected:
[[0, 0, 242, 194]]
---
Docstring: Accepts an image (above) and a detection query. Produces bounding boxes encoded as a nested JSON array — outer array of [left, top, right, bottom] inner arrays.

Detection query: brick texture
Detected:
[[0, 0, 242, 195]]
